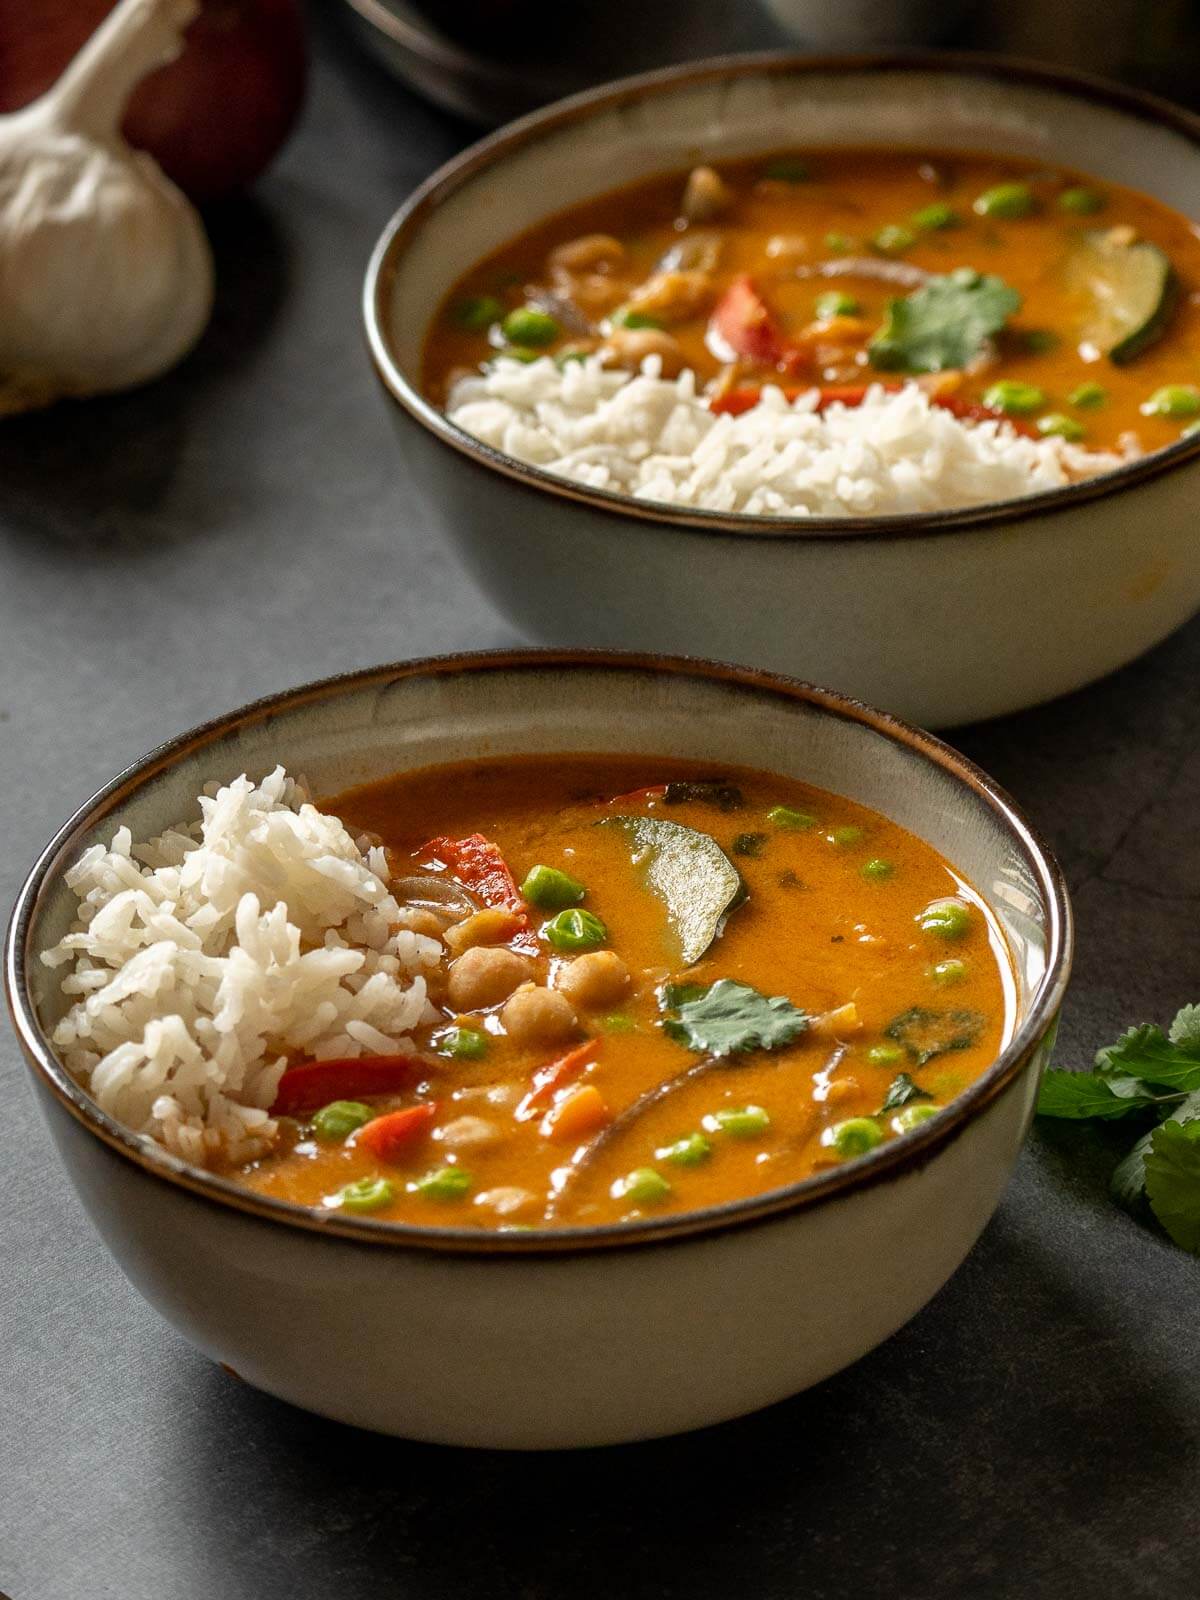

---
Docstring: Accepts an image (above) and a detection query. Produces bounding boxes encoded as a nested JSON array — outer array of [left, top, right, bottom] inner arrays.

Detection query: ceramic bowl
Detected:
[[364, 53, 1200, 728], [6, 652, 1071, 1448]]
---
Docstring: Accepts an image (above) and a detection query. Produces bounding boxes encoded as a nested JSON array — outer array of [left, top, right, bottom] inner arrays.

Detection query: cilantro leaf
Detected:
[[1144, 1117, 1200, 1252], [884, 1006, 984, 1066], [868, 268, 1021, 374], [1114, 1087, 1200, 1214], [664, 979, 807, 1058], [662, 780, 745, 812], [1036, 1069, 1154, 1120], [1094, 1023, 1200, 1092], [879, 1073, 932, 1113], [1169, 1003, 1200, 1050]]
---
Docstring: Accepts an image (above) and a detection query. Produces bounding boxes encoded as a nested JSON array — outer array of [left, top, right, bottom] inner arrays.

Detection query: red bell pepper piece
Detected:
[[710, 274, 787, 366], [355, 1102, 438, 1162], [271, 1054, 425, 1116], [605, 783, 667, 807], [516, 1039, 602, 1122], [420, 831, 539, 952], [710, 381, 1036, 436]]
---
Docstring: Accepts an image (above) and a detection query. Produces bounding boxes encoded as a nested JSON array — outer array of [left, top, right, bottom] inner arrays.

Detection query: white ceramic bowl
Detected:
[[365, 53, 1200, 728], [6, 652, 1071, 1448]]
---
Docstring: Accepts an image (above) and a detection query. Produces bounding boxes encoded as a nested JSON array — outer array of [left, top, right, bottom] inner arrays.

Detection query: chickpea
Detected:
[[437, 1115, 500, 1151], [475, 1186, 536, 1218], [549, 233, 626, 275], [623, 269, 715, 323], [500, 983, 577, 1047], [393, 907, 446, 941], [682, 165, 734, 223], [444, 907, 522, 955], [556, 950, 631, 1012], [599, 328, 685, 378], [446, 946, 534, 1011]]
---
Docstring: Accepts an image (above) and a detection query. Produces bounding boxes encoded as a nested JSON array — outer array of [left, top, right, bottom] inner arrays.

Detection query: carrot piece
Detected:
[[355, 1102, 438, 1162], [271, 1055, 425, 1116], [540, 1085, 611, 1144], [516, 1039, 602, 1121]]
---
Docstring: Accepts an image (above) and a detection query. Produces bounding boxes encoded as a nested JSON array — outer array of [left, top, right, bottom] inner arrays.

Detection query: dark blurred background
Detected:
[[336, 0, 1200, 126]]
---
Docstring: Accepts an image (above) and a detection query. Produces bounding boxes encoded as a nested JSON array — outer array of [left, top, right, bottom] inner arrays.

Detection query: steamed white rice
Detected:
[[41, 769, 442, 1168], [447, 357, 1131, 517]]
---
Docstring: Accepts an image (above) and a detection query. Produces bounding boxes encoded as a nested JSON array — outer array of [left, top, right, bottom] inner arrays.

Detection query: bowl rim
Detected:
[[363, 47, 1200, 544], [4, 648, 1073, 1257]]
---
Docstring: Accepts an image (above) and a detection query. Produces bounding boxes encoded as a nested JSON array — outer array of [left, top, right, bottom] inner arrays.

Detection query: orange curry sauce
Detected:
[[240, 757, 1013, 1230], [422, 149, 1200, 454]]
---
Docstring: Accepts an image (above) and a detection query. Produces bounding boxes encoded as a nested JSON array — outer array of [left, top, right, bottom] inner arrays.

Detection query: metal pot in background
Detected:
[[336, 0, 1200, 124]]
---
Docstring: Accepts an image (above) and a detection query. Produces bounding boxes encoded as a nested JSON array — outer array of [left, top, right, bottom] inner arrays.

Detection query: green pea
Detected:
[[616, 1167, 673, 1204], [767, 804, 815, 831], [521, 863, 586, 909], [861, 857, 894, 882], [613, 308, 665, 330], [705, 1105, 771, 1139], [815, 290, 860, 320], [826, 1117, 884, 1157], [1024, 330, 1059, 354], [764, 157, 810, 183], [451, 295, 503, 331], [824, 231, 855, 253], [438, 1026, 489, 1060], [656, 1132, 713, 1167], [490, 346, 541, 365], [413, 1166, 472, 1202], [892, 1103, 940, 1134], [910, 201, 959, 231], [601, 1012, 636, 1033], [973, 182, 1036, 219], [831, 825, 864, 848], [930, 958, 968, 986], [500, 307, 560, 347], [867, 1042, 904, 1067], [312, 1100, 374, 1142], [542, 908, 608, 951], [1037, 413, 1086, 442], [1058, 186, 1104, 215], [918, 898, 972, 940], [983, 380, 1046, 416], [1069, 381, 1107, 409], [335, 1176, 394, 1213], [1141, 385, 1200, 420], [872, 224, 916, 255]]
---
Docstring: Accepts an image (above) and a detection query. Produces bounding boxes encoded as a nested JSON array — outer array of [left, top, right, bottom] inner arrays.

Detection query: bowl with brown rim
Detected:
[[364, 51, 1200, 728], [5, 651, 1070, 1447]]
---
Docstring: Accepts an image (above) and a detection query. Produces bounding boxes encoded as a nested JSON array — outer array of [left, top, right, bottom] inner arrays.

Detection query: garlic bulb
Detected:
[[0, 0, 214, 415]]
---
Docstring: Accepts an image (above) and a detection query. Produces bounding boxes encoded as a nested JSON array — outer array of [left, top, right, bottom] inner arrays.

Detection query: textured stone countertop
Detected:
[[1, 15, 1196, 1599]]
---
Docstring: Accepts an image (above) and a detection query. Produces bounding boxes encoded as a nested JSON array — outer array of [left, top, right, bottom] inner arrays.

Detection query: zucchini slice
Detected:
[[1064, 230, 1177, 365]]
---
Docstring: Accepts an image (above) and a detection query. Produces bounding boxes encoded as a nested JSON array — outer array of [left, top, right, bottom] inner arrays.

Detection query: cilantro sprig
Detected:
[[867, 267, 1021, 374], [1036, 1003, 1200, 1252], [661, 978, 807, 1058]]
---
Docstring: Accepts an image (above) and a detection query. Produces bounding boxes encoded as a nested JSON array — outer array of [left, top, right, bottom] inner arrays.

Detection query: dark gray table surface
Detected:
[[2, 15, 1197, 1600]]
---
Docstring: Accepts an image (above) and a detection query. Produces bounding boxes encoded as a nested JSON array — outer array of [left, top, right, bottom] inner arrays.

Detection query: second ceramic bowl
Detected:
[[365, 53, 1200, 727]]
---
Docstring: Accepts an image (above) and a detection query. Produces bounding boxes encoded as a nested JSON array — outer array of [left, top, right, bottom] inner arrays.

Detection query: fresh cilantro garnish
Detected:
[[663, 979, 807, 1058], [868, 267, 1021, 374], [662, 780, 745, 812], [1035, 1070, 1154, 1120], [884, 1006, 984, 1066], [1036, 1003, 1200, 1253], [878, 1073, 933, 1113], [1144, 1118, 1200, 1252]]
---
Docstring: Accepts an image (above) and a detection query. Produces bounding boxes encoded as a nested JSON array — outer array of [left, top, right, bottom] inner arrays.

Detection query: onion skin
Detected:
[[0, 0, 307, 200]]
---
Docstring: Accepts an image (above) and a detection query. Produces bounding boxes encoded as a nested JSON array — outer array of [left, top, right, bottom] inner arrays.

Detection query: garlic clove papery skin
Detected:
[[0, 0, 214, 416]]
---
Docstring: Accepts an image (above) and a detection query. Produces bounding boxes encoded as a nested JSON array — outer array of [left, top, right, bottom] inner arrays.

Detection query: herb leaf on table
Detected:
[[1037, 1003, 1200, 1252]]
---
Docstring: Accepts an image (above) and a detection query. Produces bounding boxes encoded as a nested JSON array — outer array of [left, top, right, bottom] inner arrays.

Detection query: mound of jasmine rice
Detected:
[[41, 769, 441, 1168], [446, 356, 1131, 517]]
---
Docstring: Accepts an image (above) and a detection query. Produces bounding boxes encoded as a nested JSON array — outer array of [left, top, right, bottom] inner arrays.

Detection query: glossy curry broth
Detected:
[[423, 148, 1200, 454], [239, 757, 1013, 1230]]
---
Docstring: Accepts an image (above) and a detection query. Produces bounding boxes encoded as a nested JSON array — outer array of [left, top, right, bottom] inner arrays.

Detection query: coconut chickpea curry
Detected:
[[424, 148, 1200, 455], [240, 757, 1013, 1230]]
